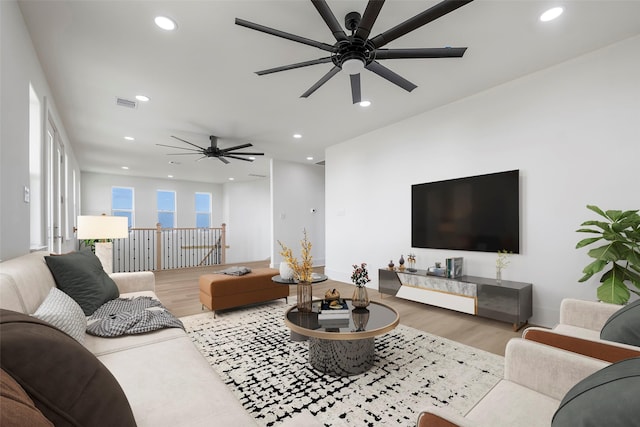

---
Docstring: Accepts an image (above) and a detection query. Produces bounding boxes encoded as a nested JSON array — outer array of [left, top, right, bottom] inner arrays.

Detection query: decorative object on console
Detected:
[[495, 250, 512, 284], [351, 263, 371, 308], [278, 229, 313, 311], [398, 255, 405, 271], [576, 205, 640, 305], [446, 257, 463, 279], [76, 215, 128, 273], [407, 253, 417, 272], [427, 265, 446, 277], [388, 260, 395, 270]]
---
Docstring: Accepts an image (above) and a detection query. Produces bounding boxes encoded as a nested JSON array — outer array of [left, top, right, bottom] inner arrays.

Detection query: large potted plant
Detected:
[[576, 205, 640, 304]]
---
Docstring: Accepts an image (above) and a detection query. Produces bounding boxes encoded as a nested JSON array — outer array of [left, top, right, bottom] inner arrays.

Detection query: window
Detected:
[[112, 187, 134, 228], [157, 190, 176, 228], [195, 192, 212, 228]]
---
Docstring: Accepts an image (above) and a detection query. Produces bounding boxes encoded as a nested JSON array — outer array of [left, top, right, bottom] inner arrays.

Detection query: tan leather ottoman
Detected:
[[199, 268, 289, 315]]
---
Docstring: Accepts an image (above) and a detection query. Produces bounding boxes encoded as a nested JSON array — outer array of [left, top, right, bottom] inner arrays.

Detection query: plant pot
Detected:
[[279, 261, 294, 280]]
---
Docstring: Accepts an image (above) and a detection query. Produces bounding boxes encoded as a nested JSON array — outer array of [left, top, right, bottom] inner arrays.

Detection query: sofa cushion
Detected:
[[600, 299, 640, 346], [552, 357, 640, 426], [33, 288, 87, 343], [44, 250, 119, 315], [0, 309, 136, 427], [0, 368, 53, 427]]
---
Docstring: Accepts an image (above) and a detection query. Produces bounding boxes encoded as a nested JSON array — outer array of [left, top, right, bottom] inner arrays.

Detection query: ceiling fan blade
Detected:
[[225, 152, 265, 156], [166, 153, 204, 156], [366, 60, 417, 92], [350, 73, 362, 104], [375, 47, 467, 59], [311, 0, 348, 42], [224, 155, 254, 162], [354, 0, 385, 41], [220, 143, 253, 152], [170, 135, 206, 150], [235, 18, 335, 53], [301, 66, 341, 98], [218, 157, 230, 164], [156, 143, 202, 152], [369, 0, 474, 49], [256, 57, 333, 76]]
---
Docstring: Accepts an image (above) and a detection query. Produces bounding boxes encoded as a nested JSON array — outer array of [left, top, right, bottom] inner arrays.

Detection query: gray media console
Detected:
[[378, 268, 532, 331]]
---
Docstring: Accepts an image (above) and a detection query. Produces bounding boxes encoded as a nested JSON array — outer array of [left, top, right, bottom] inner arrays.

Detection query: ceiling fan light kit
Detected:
[[236, 0, 474, 103]]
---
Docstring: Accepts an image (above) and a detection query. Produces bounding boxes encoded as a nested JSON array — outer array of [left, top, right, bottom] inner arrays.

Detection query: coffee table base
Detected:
[[308, 337, 375, 376]]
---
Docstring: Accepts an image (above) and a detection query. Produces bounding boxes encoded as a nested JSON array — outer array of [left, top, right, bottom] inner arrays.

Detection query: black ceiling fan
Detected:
[[235, 0, 473, 104], [156, 136, 264, 164]]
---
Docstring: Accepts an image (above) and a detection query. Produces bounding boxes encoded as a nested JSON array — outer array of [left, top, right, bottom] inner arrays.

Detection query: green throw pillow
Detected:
[[600, 299, 640, 347], [552, 357, 640, 426], [44, 250, 119, 316]]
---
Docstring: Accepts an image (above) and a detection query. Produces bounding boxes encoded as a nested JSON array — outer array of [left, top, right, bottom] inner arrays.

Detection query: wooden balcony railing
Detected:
[[112, 224, 226, 272]]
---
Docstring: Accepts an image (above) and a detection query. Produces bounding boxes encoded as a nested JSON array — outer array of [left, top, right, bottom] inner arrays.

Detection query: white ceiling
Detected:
[[18, 0, 640, 184]]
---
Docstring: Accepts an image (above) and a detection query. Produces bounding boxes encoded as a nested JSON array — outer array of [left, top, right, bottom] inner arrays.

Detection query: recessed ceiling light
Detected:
[[359, 100, 371, 107], [155, 16, 177, 31], [167, 175, 174, 178], [306, 156, 314, 161], [135, 95, 150, 102], [249, 156, 256, 160], [293, 134, 302, 139], [540, 7, 563, 22], [121, 166, 129, 170], [168, 160, 181, 165], [228, 177, 235, 181], [124, 136, 135, 141]]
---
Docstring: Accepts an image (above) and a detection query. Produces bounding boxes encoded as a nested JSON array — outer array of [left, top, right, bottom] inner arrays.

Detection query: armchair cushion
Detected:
[[600, 299, 640, 347], [44, 250, 119, 315], [552, 357, 640, 426]]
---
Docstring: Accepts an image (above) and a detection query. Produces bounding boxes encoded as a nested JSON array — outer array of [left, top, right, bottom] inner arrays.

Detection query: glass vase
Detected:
[[296, 281, 312, 312], [496, 267, 502, 284], [352, 286, 370, 308]]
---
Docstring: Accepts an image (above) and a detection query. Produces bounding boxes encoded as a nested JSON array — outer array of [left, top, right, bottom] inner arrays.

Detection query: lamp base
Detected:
[[94, 242, 113, 273]]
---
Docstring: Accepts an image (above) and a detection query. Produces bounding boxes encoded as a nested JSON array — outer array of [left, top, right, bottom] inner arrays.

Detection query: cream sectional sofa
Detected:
[[0, 251, 318, 426]]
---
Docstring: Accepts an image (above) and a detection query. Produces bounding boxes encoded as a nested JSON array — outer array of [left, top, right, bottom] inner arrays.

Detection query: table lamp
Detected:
[[76, 215, 128, 273]]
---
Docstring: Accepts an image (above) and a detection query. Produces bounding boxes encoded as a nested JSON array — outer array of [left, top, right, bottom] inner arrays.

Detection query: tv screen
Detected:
[[411, 170, 520, 253]]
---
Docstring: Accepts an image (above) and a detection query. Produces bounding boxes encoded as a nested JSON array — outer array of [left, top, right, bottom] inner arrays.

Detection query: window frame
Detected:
[[111, 186, 135, 228], [157, 189, 176, 228], [195, 192, 212, 228]]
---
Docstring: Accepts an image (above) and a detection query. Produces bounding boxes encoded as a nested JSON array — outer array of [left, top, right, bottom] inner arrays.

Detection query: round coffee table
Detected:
[[271, 273, 328, 284], [284, 299, 399, 376]]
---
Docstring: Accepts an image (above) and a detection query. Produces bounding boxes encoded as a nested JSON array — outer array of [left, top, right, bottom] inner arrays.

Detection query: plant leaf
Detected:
[[587, 205, 608, 219], [581, 259, 607, 279], [576, 228, 602, 234], [587, 243, 622, 261], [579, 220, 611, 231], [605, 210, 623, 221], [597, 278, 629, 305], [576, 237, 602, 249]]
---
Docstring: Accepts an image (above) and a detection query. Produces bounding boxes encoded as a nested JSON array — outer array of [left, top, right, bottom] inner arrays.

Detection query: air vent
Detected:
[[116, 97, 138, 109], [248, 173, 267, 178]]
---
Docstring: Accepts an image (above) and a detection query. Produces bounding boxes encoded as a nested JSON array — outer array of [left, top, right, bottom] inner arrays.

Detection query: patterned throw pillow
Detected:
[[33, 288, 87, 343]]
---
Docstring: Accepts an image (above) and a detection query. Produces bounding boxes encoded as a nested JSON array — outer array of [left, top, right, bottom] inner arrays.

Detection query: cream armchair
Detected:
[[522, 298, 640, 363], [416, 338, 609, 427]]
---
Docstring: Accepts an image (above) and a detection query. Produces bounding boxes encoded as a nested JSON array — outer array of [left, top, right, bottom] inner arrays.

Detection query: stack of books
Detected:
[[318, 299, 349, 322]]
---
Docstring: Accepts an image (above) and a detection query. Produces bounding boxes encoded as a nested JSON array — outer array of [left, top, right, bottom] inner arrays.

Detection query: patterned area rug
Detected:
[[182, 300, 503, 427]]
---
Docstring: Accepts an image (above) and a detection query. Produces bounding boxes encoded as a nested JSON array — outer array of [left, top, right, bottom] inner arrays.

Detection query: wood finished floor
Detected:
[[155, 261, 524, 356]]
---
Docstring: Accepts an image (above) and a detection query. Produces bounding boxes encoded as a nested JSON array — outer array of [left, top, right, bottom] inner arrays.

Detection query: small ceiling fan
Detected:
[[236, 0, 474, 104], [156, 136, 264, 164]]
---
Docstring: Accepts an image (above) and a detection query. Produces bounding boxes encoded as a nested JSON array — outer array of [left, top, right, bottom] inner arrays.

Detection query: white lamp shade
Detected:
[[77, 215, 128, 239]]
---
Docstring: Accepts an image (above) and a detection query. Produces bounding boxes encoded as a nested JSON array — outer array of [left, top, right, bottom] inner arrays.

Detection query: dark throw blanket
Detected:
[[87, 297, 184, 337]]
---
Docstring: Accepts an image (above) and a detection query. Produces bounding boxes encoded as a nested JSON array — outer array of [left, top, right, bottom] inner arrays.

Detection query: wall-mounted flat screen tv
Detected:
[[411, 170, 520, 253]]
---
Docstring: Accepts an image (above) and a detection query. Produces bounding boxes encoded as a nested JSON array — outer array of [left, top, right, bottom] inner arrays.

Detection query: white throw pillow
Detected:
[[33, 288, 87, 343]]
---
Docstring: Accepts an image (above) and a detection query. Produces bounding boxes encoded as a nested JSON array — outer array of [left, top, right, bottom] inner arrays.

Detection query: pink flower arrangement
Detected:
[[351, 263, 371, 287]]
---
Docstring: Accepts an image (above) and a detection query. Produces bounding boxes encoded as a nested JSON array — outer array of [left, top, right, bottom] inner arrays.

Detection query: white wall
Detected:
[[271, 159, 326, 268], [81, 172, 224, 229], [1, 0, 80, 260], [222, 178, 271, 264], [325, 35, 640, 327]]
